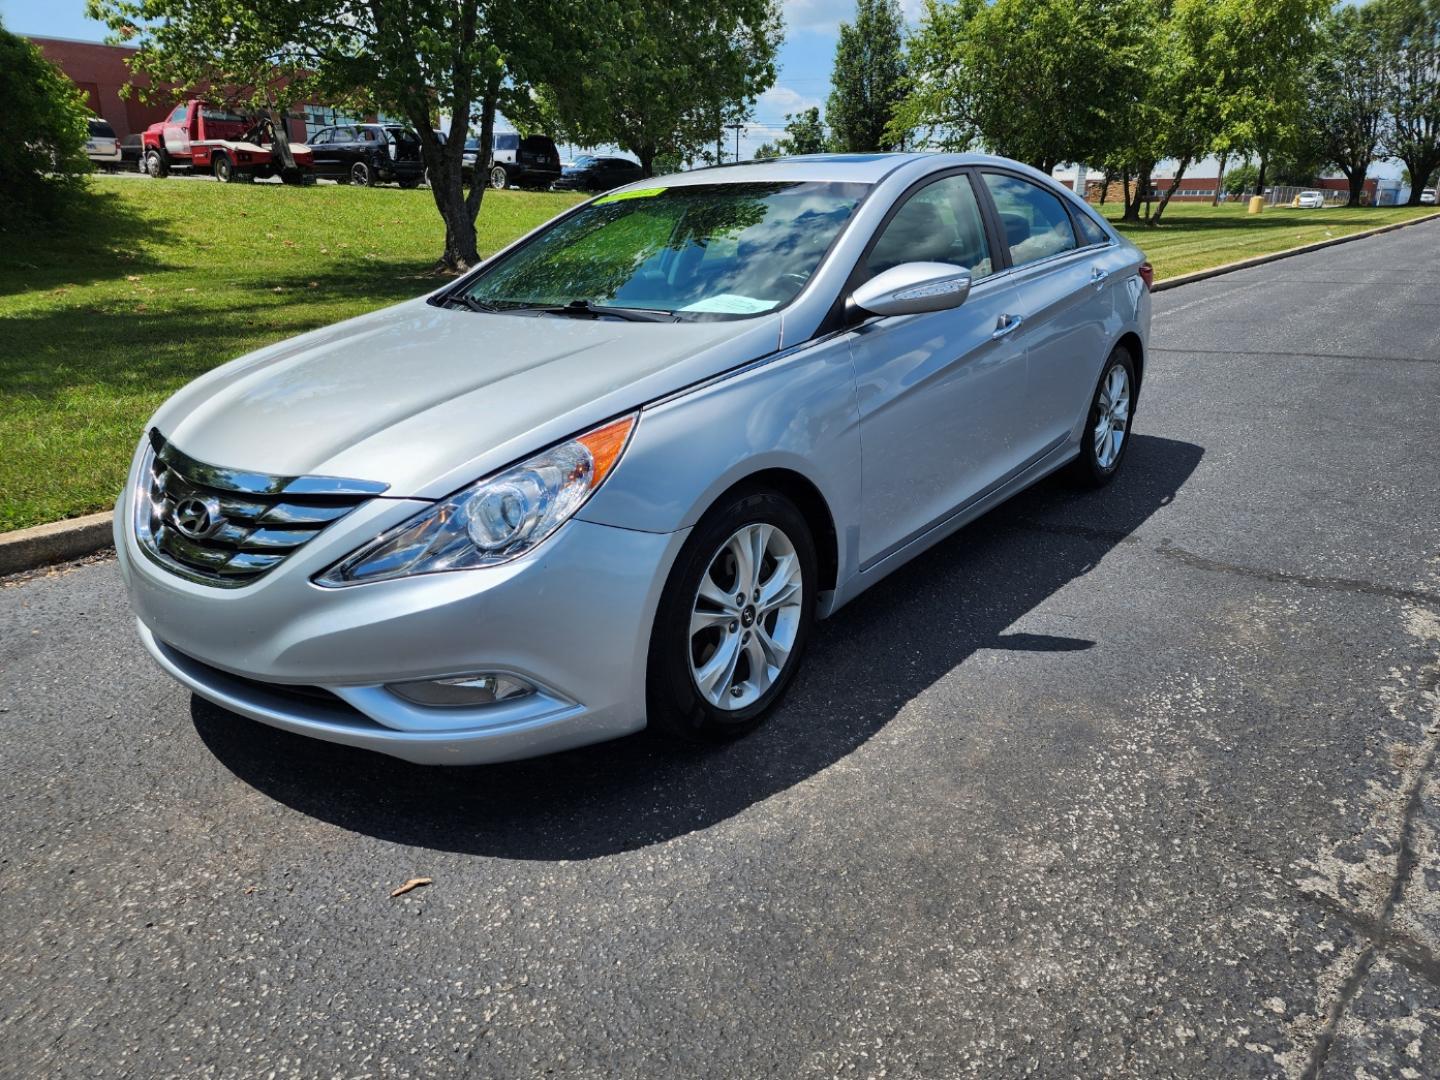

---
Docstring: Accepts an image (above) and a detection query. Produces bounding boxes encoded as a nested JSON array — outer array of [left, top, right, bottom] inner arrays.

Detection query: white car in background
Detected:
[[1421, 188, 1436, 205], [85, 117, 123, 171], [1295, 191, 1325, 209]]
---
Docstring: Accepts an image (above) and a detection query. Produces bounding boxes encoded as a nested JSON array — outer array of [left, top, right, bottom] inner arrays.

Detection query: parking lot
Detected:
[[2, 220, 1438, 1077]]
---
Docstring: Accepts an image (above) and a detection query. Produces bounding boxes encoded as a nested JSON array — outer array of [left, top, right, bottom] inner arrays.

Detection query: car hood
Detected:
[[150, 296, 781, 499]]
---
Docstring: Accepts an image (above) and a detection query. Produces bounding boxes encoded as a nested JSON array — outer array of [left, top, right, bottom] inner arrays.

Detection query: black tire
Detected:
[[1068, 345, 1137, 487], [398, 176, 421, 189], [646, 486, 817, 742], [490, 165, 510, 190], [212, 154, 236, 182], [144, 149, 169, 178], [350, 161, 371, 186]]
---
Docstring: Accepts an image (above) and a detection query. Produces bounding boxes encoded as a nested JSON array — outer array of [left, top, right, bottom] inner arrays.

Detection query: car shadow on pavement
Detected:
[[193, 433, 1204, 860]]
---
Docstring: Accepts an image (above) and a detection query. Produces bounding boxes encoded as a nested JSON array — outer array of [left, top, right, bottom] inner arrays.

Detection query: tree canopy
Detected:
[[827, 0, 908, 152], [0, 21, 92, 228]]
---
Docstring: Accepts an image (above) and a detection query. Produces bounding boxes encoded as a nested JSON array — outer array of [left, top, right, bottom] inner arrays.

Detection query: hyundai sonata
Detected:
[[116, 154, 1152, 764]]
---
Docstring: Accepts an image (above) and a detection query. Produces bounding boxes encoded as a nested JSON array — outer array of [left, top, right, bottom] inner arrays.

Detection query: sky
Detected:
[[0, 0, 878, 160]]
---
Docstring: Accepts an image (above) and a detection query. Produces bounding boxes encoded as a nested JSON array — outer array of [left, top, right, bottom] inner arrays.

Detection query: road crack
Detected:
[[1296, 612, 1440, 1079]]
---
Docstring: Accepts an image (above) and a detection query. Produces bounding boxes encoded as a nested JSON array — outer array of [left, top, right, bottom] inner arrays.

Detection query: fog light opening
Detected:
[[387, 673, 536, 708]]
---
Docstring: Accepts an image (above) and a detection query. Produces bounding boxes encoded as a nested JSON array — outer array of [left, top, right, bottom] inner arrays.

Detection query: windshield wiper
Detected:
[[511, 299, 677, 323], [441, 293, 502, 314]]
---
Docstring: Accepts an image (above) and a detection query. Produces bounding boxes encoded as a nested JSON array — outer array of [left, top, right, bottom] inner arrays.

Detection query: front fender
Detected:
[[578, 333, 863, 588]]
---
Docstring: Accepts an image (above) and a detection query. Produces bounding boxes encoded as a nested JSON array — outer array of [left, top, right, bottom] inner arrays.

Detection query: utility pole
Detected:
[[726, 121, 744, 163]]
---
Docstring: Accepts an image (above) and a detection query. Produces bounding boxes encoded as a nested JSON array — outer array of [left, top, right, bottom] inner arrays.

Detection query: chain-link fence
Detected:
[[1263, 185, 1348, 206]]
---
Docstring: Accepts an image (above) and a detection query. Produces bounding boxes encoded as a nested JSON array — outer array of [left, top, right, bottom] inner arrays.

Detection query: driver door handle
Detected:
[[992, 313, 1024, 339], [1091, 266, 1110, 289]]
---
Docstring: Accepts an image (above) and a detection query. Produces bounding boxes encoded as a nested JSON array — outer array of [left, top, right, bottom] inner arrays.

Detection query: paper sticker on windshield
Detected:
[[679, 294, 780, 315], [594, 187, 666, 205]]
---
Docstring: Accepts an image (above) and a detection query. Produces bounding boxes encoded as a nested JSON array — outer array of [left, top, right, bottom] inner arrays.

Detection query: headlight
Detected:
[[314, 414, 636, 587]]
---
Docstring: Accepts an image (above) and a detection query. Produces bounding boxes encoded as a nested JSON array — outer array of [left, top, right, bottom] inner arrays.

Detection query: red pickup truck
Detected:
[[141, 100, 315, 183]]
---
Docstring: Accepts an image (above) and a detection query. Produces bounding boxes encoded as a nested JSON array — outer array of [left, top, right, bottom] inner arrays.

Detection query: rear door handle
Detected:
[[1091, 266, 1110, 289], [992, 313, 1024, 339]]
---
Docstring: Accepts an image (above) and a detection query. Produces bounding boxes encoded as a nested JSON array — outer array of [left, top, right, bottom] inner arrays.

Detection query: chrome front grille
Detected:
[[134, 429, 388, 587]]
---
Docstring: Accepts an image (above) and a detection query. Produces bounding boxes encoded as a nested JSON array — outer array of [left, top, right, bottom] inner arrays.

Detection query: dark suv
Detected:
[[552, 155, 646, 192], [308, 124, 425, 187]]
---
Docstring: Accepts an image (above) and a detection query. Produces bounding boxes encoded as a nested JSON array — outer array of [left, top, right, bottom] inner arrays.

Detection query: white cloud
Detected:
[[757, 83, 823, 116]]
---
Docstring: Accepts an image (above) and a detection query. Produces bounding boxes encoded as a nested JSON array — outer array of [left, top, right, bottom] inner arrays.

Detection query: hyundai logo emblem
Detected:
[[171, 495, 223, 540]]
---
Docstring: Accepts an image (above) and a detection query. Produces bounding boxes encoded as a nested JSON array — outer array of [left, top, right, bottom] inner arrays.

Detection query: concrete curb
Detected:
[[1152, 210, 1440, 291], [0, 512, 114, 577], [2, 210, 1438, 577]]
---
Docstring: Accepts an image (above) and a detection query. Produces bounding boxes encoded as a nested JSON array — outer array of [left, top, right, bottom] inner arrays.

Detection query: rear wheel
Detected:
[[350, 161, 371, 186], [647, 487, 816, 741], [398, 176, 421, 189], [489, 165, 509, 190], [1069, 346, 1136, 487], [212, 154, 236, 183]]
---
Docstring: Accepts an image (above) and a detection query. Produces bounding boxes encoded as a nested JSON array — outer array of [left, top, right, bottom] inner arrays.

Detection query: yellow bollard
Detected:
[[1248, 195, 1265, 214]]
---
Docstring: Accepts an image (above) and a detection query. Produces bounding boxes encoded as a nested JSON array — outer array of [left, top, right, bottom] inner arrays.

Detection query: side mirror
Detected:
[[851, 262, 972, 317]]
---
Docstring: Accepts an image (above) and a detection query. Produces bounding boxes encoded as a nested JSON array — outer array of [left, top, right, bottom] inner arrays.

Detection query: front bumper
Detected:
[[116, 476, 688, 765]]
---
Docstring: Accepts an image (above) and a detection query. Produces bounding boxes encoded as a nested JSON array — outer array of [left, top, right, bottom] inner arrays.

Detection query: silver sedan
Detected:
[[116, 153, 1152, 764]]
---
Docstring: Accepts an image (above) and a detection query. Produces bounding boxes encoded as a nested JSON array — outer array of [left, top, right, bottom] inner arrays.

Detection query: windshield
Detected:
[[458, 181, 868, 320], [572, 155, 597, 168]]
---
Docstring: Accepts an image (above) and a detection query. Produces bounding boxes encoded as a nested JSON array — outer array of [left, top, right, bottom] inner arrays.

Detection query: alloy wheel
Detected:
[[688, 523, 804, 711], [351, 162, 370, 186], [1093, 362, 1130, 470]]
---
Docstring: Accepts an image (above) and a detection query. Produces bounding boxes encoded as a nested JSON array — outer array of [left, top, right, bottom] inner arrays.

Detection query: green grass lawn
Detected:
[[1099, 200, 1439, 279], [1, 177, 1435, 532], [0, 176, 584, 531]]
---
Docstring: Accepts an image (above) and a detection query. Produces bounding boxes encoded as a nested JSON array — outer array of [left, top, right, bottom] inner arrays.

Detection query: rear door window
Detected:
[[982, 173, 1078, 267]]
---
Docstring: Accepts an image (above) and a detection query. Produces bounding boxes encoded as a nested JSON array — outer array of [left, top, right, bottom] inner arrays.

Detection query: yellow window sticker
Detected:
[[594, 187, 666, 205]]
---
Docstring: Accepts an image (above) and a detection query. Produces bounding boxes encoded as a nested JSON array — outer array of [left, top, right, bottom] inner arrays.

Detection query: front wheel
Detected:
[[1069, 346, 1136, 487], [489, 165, 509, 190], [144, 149, 168, 178], [647, 487, 816, 741]]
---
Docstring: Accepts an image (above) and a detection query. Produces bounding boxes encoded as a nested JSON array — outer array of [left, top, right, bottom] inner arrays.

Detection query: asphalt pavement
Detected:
[[3, 220, 1439, 1078]]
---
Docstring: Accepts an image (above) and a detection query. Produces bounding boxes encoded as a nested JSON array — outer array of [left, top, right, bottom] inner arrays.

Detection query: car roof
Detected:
[[654, 152, 1042, 187]]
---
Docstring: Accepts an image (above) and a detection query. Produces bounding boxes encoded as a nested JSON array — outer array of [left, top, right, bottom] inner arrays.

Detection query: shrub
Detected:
[[0, 22, 93, 228]]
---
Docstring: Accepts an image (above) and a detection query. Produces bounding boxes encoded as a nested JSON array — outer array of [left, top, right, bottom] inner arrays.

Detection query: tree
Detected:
[[753, 141, 780, 159], [1310, 1, 1389, 206], [1222, 162, 1260, 194], [537, 0, 782, 176], [892, 0, 1154, 178], [827, 0, 908, 152], [0, 22, 91, 227], [777, 107, 828, 155], [1378, 0, 1440, 205]]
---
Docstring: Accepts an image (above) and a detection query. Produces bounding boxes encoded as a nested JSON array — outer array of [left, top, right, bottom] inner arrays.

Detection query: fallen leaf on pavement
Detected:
[[390, 877, 432, 897]]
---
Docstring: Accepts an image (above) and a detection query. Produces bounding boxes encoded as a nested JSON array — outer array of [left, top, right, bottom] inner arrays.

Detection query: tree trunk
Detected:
[[1121, 164, 1150, 223], [1346, 168, 1366, 207], [1150, 156, 1190, 226], [1212, 152, 1227, 207], [1404, 156, 1440, 204], [637, 145, 656, 178], [1255, 153, 1268, 200], [1099, 168, 1114, 205]]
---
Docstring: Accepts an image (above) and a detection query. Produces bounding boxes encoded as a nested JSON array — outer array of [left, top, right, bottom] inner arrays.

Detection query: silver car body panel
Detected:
[[117, 153, 1150, 762]]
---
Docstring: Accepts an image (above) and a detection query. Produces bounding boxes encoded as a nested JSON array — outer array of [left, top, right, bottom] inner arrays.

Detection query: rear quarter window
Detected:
[[1074, 211, 1110, 247]]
